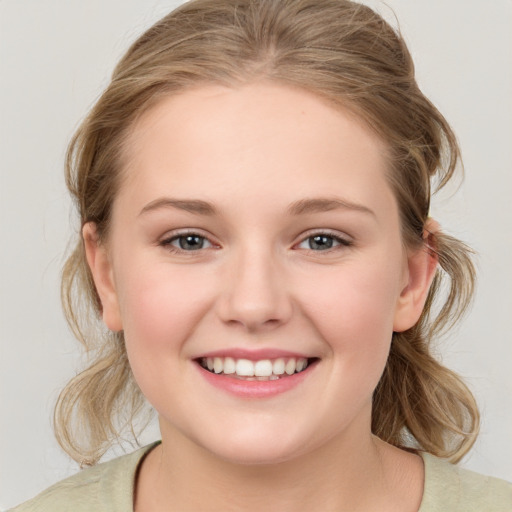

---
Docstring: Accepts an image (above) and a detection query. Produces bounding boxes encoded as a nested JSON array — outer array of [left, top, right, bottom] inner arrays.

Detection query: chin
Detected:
[[214, 444, 302, 466], [197, 424, 314, 466]]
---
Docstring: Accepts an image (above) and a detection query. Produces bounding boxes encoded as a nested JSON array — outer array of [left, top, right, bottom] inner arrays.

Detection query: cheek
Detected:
[[115, 263, 221, 413], [115, 263, 216, 357], [300, 257, 402, 367]]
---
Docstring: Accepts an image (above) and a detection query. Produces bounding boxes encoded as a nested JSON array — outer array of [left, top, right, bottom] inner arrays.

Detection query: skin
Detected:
[[84, 82, 438, 511]]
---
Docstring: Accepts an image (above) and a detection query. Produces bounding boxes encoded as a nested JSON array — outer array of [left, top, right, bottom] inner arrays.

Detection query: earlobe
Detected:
[[82, 222, 123, 332], [393, 220, 440, 332]]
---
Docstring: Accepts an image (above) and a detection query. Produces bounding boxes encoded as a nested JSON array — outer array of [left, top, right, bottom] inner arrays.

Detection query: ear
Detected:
[[82, 222, 123, 332], [393, 219, 440, 332]]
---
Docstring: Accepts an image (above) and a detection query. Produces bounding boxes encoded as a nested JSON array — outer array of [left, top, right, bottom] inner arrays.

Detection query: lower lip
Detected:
[[196, 362, 317, 399]]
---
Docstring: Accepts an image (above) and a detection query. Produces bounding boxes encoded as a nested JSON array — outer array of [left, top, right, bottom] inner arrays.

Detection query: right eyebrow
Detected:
[[138, 197, 218, 217]]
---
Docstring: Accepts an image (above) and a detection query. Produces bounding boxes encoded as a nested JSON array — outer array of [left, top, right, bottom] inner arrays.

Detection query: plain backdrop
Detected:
[[1, 0, 511, 508]]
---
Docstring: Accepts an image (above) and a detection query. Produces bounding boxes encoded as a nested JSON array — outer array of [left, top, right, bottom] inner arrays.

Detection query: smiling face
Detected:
[[84, 82, 434, 464]]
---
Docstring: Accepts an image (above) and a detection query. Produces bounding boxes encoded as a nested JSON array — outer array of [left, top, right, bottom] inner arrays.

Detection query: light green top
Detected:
[[11, 443, 512, 511]]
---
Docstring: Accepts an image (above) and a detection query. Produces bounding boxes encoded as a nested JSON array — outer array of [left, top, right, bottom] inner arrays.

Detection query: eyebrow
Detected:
[[287, 197, 375, 217], [139, 198, 218, 216], [139, 196, 375, 217]]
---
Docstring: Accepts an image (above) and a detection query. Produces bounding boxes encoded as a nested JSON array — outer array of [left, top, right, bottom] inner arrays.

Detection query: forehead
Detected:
[[117, 82, 394, 217]]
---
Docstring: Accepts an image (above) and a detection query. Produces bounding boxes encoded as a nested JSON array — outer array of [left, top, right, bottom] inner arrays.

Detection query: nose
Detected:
[[215, 245, 293, 332]]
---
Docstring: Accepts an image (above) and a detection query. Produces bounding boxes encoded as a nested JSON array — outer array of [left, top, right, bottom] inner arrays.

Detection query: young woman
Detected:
[[11, 0, 512, 510]]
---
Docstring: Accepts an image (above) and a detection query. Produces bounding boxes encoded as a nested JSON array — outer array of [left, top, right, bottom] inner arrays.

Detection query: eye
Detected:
[[161, 233, 213, 251], [296, 233, 351, 251]]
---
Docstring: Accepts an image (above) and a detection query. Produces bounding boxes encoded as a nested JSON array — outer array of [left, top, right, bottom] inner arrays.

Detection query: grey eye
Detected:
[[308, 235, 335, 250], [171, 234, 211, 251], [297, 233, 351, 251]]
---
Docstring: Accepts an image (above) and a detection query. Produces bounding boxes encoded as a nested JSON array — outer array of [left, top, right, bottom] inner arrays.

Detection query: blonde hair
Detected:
[[56, 0, 478, 465]]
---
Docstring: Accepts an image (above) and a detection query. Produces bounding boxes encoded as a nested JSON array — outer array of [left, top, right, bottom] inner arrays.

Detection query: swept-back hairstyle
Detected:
[[57, 0, 478, 465]]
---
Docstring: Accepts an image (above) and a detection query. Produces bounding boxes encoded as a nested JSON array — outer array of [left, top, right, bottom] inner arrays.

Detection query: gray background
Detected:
[[1, 0, 511, 508]]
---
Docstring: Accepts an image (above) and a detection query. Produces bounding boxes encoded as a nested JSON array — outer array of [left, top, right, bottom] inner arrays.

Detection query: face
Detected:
[[85, 82, 434, 464]]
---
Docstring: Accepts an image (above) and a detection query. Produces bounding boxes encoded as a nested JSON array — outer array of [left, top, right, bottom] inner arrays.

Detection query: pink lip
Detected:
[[195, 359, 318, 399], [196, 348, 313, 361]]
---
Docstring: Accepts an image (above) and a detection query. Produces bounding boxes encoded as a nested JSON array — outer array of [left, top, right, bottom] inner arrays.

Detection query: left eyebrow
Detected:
[[287, 197, 375, 217], [139, 198, 218, 216]]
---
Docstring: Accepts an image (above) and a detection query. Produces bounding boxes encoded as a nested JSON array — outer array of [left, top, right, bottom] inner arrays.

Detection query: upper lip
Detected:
[[194, 348, 316, 361]]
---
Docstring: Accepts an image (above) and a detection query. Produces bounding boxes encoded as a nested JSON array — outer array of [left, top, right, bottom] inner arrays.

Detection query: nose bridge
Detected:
[[217, 240, 292, 330]]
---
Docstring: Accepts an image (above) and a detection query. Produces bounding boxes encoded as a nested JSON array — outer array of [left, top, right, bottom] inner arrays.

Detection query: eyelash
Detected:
[[159, 230, 352, 254], [159, 230, 215, 253], [296, 231, 353, 251]]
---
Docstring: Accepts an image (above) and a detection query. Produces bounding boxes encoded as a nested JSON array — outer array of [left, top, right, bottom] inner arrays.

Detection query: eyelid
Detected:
[[157, 228, 352, 252], [160, 227, 209, 238], [159, 228, 219, 250], [293, 229, 353, 250]]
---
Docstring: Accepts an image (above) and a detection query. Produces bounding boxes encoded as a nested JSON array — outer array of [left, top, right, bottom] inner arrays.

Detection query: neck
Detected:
[[135, 417, 422, 512]]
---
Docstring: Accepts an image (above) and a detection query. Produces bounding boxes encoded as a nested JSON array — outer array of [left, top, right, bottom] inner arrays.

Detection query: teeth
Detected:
[[285, 358, 296, 375], [254, 360, 273, 377], [200, 356, 310, 379], [273, 358, 285, 375], [223, 357, 236, 374], [236, 359, 255, 376], [213, 357, 223, 374]]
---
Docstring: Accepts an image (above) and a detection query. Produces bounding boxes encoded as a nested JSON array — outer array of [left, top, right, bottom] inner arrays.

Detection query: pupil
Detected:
[[179, 235, 203, 250], [310, 235, 333, 250]]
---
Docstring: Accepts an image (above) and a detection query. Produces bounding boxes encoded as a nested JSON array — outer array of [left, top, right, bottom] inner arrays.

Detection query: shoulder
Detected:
[[419, 452, 512, 512], [9, 443, 159, 512]]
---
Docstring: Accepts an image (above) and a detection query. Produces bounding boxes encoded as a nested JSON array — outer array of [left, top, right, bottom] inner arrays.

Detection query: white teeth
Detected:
[[223, 357, 236, 374], [285, 358, 296, 375], [236, 359, 255, 376], [201, 356, 310, 378], [273, 358, 285, 375], [213, 357, 223, 374], [254, 360, 273, 377]]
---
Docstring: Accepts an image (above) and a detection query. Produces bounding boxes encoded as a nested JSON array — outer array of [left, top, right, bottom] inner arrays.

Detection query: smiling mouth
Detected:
[[197, 357, 317, 381]]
